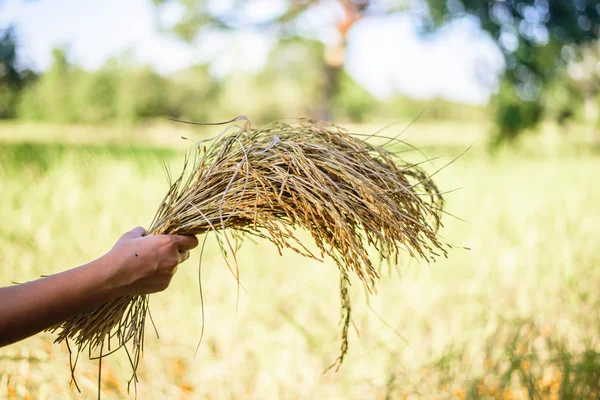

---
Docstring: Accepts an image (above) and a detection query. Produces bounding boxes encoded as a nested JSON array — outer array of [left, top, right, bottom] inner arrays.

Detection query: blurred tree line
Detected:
[[0, 26, 35, 118], [0, 24, 486, 126], [425, 0, 600, 144], [153, 0, 600, 145], [2, 0, 600, 145]]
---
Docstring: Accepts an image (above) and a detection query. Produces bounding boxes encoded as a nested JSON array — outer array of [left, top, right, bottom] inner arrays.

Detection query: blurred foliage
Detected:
[[164, 64, 218, 122], [425, 0, 600, 145], [150, 0, 404, 120], [5, 39, 489, 126], [4, 2, 600, 146], [490, 81, 544, 146], [17, 49, 171, 124], [425, 318, 600, 399], [333, 71, 377, 123], [0, 26, 36, 118], [150, 0, 600, 146], [215, 38, 326, 122]]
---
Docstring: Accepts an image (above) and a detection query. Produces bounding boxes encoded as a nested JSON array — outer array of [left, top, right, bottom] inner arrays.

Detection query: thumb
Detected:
[[121, 226, 147, 240]]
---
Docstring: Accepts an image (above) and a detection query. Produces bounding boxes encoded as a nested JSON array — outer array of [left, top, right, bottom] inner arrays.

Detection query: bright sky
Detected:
[[0, 0, 505, 104]]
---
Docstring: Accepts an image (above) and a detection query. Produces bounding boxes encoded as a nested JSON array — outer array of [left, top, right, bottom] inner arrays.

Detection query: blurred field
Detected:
[[0, 121, 599, 399]]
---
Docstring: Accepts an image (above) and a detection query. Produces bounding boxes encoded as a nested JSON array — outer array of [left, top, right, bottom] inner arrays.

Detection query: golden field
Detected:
[[1, 121, 599, 399]]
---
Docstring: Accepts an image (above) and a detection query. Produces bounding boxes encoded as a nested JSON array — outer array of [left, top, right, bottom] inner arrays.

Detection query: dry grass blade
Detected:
[[47, 117, 450, 389]]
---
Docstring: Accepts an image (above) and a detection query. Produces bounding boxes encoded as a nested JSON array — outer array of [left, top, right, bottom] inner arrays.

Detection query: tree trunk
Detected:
[[318, 58, 343, 121], [316, 0, 362, 122]]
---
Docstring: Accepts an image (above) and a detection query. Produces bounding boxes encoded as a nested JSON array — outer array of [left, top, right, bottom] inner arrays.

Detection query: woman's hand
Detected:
[[105, 226, 199, 297], [0, 227, 198, 347]]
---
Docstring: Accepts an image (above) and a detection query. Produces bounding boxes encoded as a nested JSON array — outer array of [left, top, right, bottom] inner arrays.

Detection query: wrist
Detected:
[[89, 252, 128, 301]]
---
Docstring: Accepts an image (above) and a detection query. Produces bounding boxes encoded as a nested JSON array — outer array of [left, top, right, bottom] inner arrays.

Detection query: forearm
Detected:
[[0, 227, 198, 347], [0, 255, 119, 347]]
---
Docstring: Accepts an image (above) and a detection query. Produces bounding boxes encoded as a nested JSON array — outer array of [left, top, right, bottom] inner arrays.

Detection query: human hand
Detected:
[[0, 227, 198, 347], [104, 227, 199, 298]]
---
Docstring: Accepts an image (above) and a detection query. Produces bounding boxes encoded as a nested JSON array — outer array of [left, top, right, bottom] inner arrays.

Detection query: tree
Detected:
[[0, 26, 34, 118], [425, 0, 600, 144], [566, 41, 600, 136], [165, 64, 218, 122], [18, 48, 75, 122], [152, 0, 404, 121]]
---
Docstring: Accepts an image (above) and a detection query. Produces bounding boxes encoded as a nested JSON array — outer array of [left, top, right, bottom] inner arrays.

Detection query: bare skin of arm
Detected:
[[0, 227, 198, 347]]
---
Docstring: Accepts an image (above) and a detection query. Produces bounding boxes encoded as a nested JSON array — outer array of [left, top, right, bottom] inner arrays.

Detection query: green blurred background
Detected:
[[1, 0, 599, 399]]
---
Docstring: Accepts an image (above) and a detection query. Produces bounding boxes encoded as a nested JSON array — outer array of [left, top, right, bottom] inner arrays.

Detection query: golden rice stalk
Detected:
[[48, 117, 449, 381]]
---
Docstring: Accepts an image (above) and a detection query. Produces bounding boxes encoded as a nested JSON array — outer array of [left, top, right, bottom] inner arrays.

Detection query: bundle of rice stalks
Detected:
[[48, 117, 449, 387]]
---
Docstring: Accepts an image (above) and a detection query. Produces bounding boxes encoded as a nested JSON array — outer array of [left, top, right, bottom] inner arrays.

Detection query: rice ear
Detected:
[[47, 117, 449, 385]]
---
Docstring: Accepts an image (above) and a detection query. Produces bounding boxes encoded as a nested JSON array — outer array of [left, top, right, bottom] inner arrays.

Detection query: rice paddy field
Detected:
[[0, 121, 599, 399]]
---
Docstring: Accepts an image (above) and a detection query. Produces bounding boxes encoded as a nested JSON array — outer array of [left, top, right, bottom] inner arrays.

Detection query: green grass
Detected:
[[0, 123, 599, 399]]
